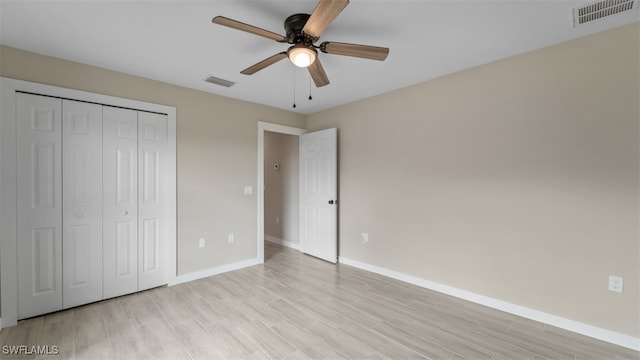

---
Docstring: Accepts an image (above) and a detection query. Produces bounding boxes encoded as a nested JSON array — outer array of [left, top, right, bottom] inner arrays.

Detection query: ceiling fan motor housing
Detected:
[[285, 13, 313, 44]]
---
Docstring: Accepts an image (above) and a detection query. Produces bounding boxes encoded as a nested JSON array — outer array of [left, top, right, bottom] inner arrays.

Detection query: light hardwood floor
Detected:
[[1, 242, 638, 360]]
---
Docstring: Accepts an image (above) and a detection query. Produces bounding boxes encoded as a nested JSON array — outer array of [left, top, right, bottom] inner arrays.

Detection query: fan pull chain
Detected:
[[308, 77, 313, 101], [292, 70, 297, 109]]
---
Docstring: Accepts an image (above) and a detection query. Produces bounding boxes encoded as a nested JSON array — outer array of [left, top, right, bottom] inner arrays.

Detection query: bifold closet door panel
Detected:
[[103, 107, 139, 298], [138, 112, 168, 290], [62, 100, 103, 309], [16, 93, 63, 319]]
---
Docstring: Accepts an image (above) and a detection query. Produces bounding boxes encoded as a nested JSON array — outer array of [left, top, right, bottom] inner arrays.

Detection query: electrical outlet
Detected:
[[608, 275, 623, 293], [198, 238, 206, 248], [228, 233, 235, 243], [361, 233, 369, 244]]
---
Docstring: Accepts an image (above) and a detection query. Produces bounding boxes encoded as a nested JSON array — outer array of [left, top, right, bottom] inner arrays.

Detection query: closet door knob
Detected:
[[123, 210, 129, 216], [76, 213, 84, 218]]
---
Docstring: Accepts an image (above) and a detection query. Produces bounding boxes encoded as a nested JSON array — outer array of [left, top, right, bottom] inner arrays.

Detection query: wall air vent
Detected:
[[205, 76, 235, 88], [573, 0, 637, 26]]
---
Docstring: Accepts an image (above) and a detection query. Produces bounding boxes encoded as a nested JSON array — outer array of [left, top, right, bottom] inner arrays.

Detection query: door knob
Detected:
[[328, 200, 335, 205], [123, 210, 129, 215], [76, 213, 84, 218]]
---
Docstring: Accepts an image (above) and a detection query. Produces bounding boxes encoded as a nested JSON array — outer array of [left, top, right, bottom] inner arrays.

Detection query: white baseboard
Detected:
[[338, 256, 640, 352], [172, 257, 262, 285], [265, 235, 300, 251]]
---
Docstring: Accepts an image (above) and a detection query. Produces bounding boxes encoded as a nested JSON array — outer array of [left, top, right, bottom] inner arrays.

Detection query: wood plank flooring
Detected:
[[1, 242, 638, 360]]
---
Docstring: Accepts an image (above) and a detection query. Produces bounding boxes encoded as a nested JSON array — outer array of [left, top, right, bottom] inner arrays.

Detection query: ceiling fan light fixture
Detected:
[[288, 44, 317, 68]]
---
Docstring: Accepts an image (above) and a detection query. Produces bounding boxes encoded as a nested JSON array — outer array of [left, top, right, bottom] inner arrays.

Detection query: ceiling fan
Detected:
[[212, 0, 389, 87]]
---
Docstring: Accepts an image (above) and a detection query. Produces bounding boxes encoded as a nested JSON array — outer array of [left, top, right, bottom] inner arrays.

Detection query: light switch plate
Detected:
[[608, 275, 623, 293]]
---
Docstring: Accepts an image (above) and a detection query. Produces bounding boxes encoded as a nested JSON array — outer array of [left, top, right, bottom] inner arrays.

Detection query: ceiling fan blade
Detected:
[[302, 0, 349, 39], [321, 41, 389, 61], [308, 58, 330, 87], [241, 52, 288, 75], [212, 16, 286, 42]]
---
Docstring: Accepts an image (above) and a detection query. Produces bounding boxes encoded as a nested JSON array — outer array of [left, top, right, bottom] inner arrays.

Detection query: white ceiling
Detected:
[[1, 1, 638, 114]]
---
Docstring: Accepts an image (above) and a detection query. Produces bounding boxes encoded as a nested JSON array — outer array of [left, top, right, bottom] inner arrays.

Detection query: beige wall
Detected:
[[0, 45, 306, 275], [307, 23, 640, 337], [264, 131, 299, 243]]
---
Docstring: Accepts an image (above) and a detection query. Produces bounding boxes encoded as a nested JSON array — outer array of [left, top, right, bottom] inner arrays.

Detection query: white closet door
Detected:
[[16, 93, 63, 319], [103, 107, 139, 298], [138, 112, 168, 290], [62, 100, 103, 308]]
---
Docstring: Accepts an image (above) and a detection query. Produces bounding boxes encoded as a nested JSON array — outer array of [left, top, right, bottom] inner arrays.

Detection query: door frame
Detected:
[[0, 77, 178, 328], [257, 122, 306, 262]]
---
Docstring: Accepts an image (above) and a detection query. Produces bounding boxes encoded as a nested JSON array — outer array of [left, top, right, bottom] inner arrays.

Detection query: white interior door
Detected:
[[138, 111, 168, 290], [16, 93, 63, 319], [103, 107, 139, 298], [299, 128, 338, 263], [62, 100, 103, 308]]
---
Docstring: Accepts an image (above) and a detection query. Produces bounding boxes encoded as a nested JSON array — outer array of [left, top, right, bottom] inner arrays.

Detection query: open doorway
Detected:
[[264, 131, 300, 258], [257, 122, 306, 262]]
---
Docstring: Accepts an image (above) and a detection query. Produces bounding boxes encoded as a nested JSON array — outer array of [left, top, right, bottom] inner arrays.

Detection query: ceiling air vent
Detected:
[[205, 76, 235, 88], [573, 0, 637, 26]]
